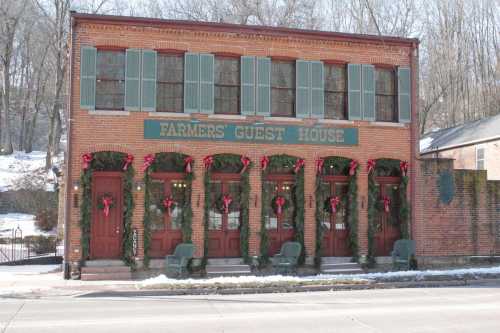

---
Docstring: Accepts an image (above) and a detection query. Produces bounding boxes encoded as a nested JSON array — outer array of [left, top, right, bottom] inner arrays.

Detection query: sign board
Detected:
[[144, 119, 358, 146]]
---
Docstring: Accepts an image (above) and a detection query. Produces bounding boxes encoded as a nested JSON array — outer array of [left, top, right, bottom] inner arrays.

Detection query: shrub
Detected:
[[25, 235, 57, 255], [35, 207, 58, 232]]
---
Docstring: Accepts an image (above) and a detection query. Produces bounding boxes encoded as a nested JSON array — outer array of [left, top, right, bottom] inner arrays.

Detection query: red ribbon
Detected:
[[82, 153, 93, 170], [102, 196, 113, 217], [315, 158, 324, 175], [141, 154, 155, 172], [367, 159, 376, 174], [240, 156, 251, 174], [400, 161, 409, 177], [122, 154, 134, 171], [184, 156, 193, 174], [203, 155, 214, 170], [162, 196, 175, 216], [383, 196, 391, 213], [349, 160, 358, 176], [261, 156, 269, 171], [330, 196, 341, 213], [274, 196, 286, 215], [294, 159, 305, 173], [222, 194, 232, 214]]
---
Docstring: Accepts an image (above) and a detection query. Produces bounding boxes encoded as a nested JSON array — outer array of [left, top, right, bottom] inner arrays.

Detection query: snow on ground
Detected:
[[0, 213, 55, 238], [139, 265, 500, 287], [419, 136, 434, 151], [0, 264, 60, 279], [0, 151, 62, 192]]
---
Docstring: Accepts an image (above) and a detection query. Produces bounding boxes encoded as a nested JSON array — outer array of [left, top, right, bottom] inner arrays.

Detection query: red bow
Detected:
[[383, 196, 391, 213], [82, 153, 93, 170], [162, 196, 175, 216], [122, 154, 134, 171], [274, 196, 286, 215], [141, 154, 155, 172], [240, 156, 251, 174], [330, 196, 341, 213], [294, 159, 305, 173], [102, 196, 113, 217], [349, 160, 358, 176], [400, 161, 409, 177], [222, 194, 232, 214], [367, 159, 376, 174], [184, 156, 193, 174], [261, 156, 269, 171], [203, 155, 214, 170], [315, 158, 324, 174]]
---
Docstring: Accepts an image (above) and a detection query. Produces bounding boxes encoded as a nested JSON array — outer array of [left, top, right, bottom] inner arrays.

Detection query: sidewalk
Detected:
[[1, 264, 500, 298]]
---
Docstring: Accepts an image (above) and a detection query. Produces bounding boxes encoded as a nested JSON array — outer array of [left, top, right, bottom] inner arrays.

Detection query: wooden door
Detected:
[[264, 178, 296, 256], [374, 181, 401, 256], [148, 174, 185, 258], [320, 180, 351, 257], [91, 172, 123, 259], [208, 176, 241, 258]]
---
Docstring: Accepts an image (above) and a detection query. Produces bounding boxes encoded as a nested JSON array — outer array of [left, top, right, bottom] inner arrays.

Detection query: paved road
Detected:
[[1, 283, 500, 332]]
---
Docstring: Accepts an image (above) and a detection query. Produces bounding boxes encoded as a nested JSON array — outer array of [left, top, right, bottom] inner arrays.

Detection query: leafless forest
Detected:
[[0, 0, 498, 168]]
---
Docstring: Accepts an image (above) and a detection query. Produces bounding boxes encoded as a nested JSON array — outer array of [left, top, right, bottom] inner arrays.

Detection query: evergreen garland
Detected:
[[79, 151, 135, 267], [142, 152, 194, 267]]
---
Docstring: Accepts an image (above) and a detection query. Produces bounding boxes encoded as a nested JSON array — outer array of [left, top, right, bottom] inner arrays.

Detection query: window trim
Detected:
[[476, 146, 485, 170]]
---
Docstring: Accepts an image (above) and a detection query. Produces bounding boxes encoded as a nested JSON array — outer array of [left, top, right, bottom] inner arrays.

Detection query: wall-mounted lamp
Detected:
[[72, 181, 80, 191], [135, 181, 144, 192]]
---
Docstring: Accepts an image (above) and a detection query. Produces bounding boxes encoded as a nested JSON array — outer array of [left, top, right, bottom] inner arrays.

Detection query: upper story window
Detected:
[[375, 67, 396, 122], [476, 147, 485, 170], [96, 49, 125, 110], [215, 57, 240, 115], [324, 64, 347, 120], [157, 53, 184, 113], [271, 60, 295, 117]]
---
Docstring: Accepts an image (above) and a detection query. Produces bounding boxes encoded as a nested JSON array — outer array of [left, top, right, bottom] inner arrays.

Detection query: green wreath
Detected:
[[96, 193, 115, 216], [271, 195, 289, 215]]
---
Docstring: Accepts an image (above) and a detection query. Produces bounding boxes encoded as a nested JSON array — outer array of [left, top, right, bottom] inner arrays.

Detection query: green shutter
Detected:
[[296, 60, 310, 118], [141, 49, 157, 111], [80, 46, 96, 109], [398, 67, 411, 123], [311, 61, 324, 119], [347, 64, 362, 120], [199, 53, 214, 114], [256, 57, 271, 117], [125, 49, 141, 111], [241, 56, 255, 115], [362, 64, 375, 121], [184, 53, 199, 113]]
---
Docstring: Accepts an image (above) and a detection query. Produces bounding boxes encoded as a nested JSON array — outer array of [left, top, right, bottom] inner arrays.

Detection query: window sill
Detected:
[[369, 121, 408, 128], [208, 114, 247, 120], [318, 119, 354, 125], [148, 112, 191, 118], [264, 116, 303, 122], [88, 110, 130, 116]]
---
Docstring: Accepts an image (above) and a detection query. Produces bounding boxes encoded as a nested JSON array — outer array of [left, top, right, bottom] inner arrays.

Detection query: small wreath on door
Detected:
[[215, 194, 235, 214], [158, 196, 178, 216], [96, 193, 115, 218], [324, 196, 343, 214], [271, 195, 289, 216]]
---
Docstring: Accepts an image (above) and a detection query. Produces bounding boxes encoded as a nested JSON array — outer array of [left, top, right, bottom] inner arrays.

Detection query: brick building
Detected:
[[64, 12, 419, 277]]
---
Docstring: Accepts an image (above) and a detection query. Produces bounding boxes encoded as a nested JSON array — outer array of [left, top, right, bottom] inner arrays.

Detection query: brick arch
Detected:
[[144, 143, 198, 157], [81, 144, 132, 155]]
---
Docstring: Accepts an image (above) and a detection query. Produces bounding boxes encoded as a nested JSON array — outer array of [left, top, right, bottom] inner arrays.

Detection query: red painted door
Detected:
[[374, 181, 401, 256], [148, 174, 185, 258], [264, 178, 295, 256], [320, 180, 352, 257], [208, 175, 241, 258], [91, 172, 123, 259]]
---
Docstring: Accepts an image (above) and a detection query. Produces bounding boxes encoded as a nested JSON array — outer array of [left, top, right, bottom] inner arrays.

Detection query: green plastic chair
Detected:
[[165, 243, 195, 277], [272, 241, 302, 274], [391, 239, 416, 271]]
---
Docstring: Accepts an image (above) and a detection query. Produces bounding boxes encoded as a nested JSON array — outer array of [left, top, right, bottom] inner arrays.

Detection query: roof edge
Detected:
[[420, 135, 500, 155], [70, 12, 419, 47]]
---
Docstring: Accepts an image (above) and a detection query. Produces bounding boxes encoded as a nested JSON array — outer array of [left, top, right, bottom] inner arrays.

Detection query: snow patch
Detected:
[[0, 213, 55, 238], [419, 136, 434, 151]]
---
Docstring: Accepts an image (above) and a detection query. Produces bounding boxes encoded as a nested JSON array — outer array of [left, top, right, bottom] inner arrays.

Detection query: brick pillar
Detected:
[[248, 154, 261, 257], [133, 160, 146, 262], [303, 159, 316, 261], [357, 169, 369, 257], [191, 154, 205, 258]]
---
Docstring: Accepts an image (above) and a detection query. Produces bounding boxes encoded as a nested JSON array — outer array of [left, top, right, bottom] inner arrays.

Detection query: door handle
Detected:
[[116, 227, 120, 234]]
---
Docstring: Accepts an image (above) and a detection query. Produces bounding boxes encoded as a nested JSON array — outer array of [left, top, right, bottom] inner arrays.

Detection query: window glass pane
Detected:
[[375, 68, 396, 122], [170, 180, 185, 230], [157, 54, 183, 112], [96, 80, 125, 110], [271, 61, 295, 117], [334, 183, 348, 225], [281, 182, 294, 230], [95, 50, 125, 110], [96, 50, 125, 80], [149, 180, 165, 231], [264, 181, 277, 230], [477, 148, 485, 160], [320, 182, 331, 230], [215, 57, 240, 115], [324, 64, 346, 120], [325, 92, 346, 119], [209, 181, 222, 230], [324, 64, 346, 92]]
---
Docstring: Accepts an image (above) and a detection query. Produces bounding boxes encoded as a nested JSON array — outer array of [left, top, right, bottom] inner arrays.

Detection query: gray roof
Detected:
[[420, 113, 500, 154]]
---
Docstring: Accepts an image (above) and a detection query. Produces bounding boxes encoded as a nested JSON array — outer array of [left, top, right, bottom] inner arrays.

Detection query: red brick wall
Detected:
[[66, 18, 416, 264], [415, 158, 500, 258]]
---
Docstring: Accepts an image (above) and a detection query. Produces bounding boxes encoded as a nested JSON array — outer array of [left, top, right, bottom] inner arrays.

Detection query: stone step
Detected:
[[81, 266, 131, 274], [321, 257, 353, 264], [321, 268, 364, 275], [84, 260, 126, 267], [206, 264, 251, 273], [320, 263, 361, 271], [206, 271, 253, 277], [207, 258, 245, 265], [81, 271, 132, 281]]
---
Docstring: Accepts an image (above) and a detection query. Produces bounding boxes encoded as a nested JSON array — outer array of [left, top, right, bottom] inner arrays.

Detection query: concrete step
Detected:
[[85, 260, 126, 267], [81, 271, 132, 281], [81, 266, 131, 274], [205, 258, 251, 277], [320, 263, 361, 271], [321, 268, 364, 275], [206, 264, 251, 273], [320, 261, 363, 275], [207, 258, 245, 265], [321, 257, 353, 264]]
